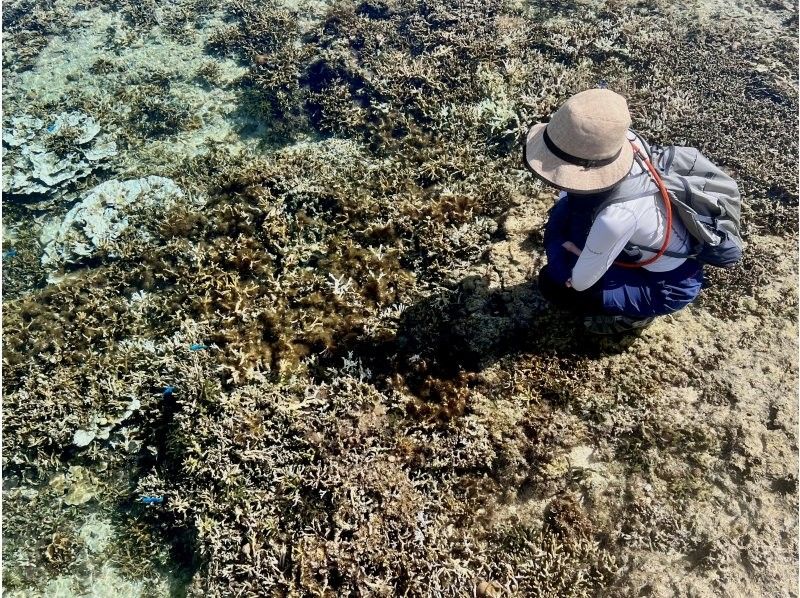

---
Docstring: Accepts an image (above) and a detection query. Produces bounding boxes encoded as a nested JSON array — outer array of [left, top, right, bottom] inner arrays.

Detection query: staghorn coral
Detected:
[[2, 0, 798, 595], [2, 221, 48, 299], [194, 60, 224, 88], [134, 370, 617, 596], [121, 83, 199, 139]]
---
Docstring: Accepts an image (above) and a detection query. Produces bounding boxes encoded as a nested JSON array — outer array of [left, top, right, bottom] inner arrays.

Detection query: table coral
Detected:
[[2, 112, 117, 205], [39, 176, 192, 280]]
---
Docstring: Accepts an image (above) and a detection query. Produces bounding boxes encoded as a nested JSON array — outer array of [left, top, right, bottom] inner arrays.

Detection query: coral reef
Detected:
[[2, 0, 71, 72], [39, 176, 191, 280], [2, 221, 48, 299], [2, 0, 797, 595], [2, 112, 117, 205], [135, 372, 619, 596]]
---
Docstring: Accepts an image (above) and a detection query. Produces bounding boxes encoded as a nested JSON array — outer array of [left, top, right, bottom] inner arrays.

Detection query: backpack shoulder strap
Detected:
[[593, 189, 658, 217], [629, 129, 653, 161], [591, 153, 655, 220], [614, 144, 674, 268], [593, 144, 676, 269]]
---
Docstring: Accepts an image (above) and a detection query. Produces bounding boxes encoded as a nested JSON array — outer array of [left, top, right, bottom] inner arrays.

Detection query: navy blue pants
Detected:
[[541, 195, 704, 318], [539, 260, 704, 318]]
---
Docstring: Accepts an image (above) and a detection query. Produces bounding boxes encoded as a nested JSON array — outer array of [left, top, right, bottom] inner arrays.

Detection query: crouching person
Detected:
[[524, 89, 707, 334]]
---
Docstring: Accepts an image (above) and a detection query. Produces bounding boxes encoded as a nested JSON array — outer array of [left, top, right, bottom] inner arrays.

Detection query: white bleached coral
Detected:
[[2, 111, 117, 200], [40, 176, 191, 279]]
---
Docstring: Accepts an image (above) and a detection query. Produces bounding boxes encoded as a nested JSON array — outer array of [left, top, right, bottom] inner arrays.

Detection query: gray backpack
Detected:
[[595, 136, 744, 268]]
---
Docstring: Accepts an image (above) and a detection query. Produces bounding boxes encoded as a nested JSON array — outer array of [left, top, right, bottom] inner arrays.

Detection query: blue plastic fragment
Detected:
[[163, 385, 175, 397], [3, 248, 17, 258], [189, 343, 208, 351], [47, 123, 57, 133], [139, 496, 164, 504]]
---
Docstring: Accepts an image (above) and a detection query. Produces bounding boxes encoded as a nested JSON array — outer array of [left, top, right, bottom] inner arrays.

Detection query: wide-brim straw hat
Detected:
[[523, 89, 634, 194]]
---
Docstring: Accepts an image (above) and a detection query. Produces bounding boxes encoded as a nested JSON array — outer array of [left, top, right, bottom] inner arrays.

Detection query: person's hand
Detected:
[[561, 241, 581, 256]]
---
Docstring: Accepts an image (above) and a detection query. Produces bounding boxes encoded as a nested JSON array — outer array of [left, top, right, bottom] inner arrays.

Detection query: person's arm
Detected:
[[571, 206, 637, 291]]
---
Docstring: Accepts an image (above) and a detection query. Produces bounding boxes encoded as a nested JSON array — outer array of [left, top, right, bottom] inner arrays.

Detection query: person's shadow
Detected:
[[325, 273, 641, 420], [396, 274, 640, 366]]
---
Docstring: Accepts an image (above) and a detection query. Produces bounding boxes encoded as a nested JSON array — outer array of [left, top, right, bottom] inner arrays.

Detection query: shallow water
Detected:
[[2, 0, 798, 596]]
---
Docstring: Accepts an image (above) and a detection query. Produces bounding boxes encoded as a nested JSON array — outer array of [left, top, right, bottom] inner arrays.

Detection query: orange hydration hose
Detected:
[[613, 143, 673, 269]]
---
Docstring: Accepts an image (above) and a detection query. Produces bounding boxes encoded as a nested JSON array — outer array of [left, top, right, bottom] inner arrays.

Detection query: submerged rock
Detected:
[[2, 111, 117, 202], [40, 177, 188, 280], [78, 516, 114, 554]]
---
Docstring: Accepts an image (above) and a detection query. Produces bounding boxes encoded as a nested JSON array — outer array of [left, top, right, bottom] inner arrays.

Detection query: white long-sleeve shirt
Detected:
[[571, 133, 692, 292]]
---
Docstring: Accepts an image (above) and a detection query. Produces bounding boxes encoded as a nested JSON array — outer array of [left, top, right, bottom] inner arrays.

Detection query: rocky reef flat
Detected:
[[2, 0, 797, 596]]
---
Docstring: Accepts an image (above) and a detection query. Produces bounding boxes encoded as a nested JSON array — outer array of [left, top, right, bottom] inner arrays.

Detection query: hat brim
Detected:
[[523, 123, 634, 194]]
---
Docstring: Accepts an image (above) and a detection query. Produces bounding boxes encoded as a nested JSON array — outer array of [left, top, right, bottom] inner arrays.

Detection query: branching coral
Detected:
[[2, 0, 798, 595]]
